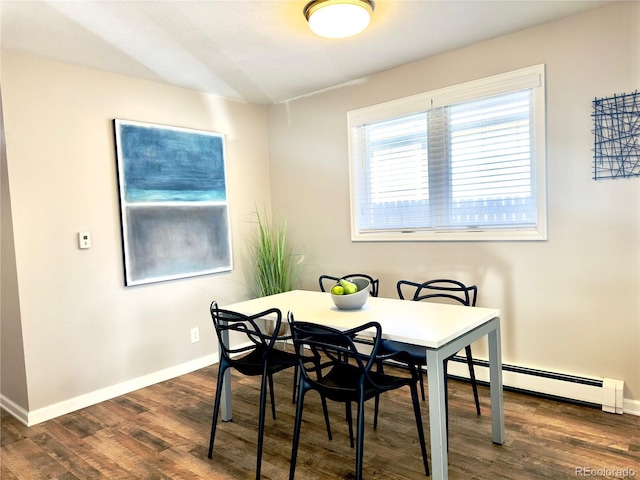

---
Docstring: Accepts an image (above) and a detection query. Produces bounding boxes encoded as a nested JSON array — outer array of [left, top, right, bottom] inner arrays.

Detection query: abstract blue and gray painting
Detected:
[[119, 123, 227, 202], [115, 120, 232, 286]]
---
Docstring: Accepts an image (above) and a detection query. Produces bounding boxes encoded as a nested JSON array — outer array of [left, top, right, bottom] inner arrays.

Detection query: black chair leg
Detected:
[[311, 358, 332, 441], [409, 381, 430, 477], [289, 384, 308, 480], [346, 401, 354, 448], [373, 360, 384, 429], [208, 364, 228, 459], [268, 373, 277, 420], [256, 373, 269, 480], [292, 365, 298, 403], [321, 395, 332, 441], [465, 346, 481, 415], [373, 394, 379, 430], [355, 394, 366, 480], [419, 367, 425, 401]]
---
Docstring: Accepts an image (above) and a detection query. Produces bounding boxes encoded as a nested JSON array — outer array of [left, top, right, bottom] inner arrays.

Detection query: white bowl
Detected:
[[330, 278, 370, 310]]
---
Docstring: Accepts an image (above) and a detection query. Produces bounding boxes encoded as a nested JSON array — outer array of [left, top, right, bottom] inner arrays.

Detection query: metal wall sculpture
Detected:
[[592, 90, 640, 180]]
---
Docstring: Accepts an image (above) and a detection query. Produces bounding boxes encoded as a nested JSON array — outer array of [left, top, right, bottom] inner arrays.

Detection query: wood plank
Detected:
[[2, 364, 639, 479]]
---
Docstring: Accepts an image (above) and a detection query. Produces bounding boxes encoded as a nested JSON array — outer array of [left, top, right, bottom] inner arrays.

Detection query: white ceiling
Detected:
[[1, 0, 612, 105]]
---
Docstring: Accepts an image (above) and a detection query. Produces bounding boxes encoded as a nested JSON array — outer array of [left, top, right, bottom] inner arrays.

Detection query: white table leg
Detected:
[[426, 349, 448, 479], [488, 321, 504, 444], [219, 326, 233, 422]]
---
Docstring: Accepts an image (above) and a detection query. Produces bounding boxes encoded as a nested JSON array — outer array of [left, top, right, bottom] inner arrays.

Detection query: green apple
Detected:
[[339, 279, 358, 295], [331, 284, 344, 295]]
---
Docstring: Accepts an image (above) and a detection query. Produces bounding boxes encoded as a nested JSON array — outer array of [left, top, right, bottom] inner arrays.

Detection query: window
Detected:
[[348, 65, 547, 241]]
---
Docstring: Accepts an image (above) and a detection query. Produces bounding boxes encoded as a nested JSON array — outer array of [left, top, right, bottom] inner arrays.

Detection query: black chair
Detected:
[[288, 313, 429, 480], [319, 273, 380, 297], [208, 301, 330, 480], [374, 279, 482, 434]]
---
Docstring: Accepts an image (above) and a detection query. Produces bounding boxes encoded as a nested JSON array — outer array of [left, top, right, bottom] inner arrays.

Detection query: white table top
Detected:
[[223, 290, 500, 349]]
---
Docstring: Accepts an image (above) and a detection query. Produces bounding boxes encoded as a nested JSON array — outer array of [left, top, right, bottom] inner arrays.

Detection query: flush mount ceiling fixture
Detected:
[[303, 0, 375, 39]]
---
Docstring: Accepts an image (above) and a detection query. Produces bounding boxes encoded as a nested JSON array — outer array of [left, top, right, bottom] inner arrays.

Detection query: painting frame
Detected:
[[114, 119, 232, 286]]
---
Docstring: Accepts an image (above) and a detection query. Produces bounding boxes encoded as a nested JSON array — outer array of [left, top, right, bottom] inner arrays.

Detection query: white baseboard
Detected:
[[1, 354, 217, 426], [446, 358, 640, 416], [0, 396, 30, 425], [3, 353, 638, 425], [623, 398, 640, 416]]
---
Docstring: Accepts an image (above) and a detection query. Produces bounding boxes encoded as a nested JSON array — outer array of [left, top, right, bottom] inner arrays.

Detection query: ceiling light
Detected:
[[303, 0, 375, 39]]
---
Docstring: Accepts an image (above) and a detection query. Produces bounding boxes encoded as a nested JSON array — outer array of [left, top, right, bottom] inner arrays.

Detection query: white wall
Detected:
[[1, 52, 271, 420], [1, 78, 29, 409], [266, 2, 640, 406], [1, 2, 638, 422]]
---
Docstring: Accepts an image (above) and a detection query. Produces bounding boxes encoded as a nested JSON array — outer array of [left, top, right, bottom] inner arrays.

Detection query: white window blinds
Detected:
[[348, 65, 546, 241]]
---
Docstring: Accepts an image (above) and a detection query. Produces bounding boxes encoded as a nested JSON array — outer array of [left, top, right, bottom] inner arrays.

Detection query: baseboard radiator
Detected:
[[446, 356, 627, 414]]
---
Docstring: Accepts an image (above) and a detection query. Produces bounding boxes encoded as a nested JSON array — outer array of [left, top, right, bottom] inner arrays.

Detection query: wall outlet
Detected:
[[78, 231, 91, 249], [190, 327, 200, 344]]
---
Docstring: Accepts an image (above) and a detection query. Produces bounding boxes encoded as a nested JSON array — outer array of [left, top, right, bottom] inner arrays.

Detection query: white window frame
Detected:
[[347, 64, 547, 242]]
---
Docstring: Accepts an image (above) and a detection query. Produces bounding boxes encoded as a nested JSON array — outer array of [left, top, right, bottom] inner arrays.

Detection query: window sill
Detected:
[[351, 228, 548, 242]]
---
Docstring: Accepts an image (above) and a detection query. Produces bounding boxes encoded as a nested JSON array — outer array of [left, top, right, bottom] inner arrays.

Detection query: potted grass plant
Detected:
[[248, 209, 302, 335], [249, 209, 301, 297]]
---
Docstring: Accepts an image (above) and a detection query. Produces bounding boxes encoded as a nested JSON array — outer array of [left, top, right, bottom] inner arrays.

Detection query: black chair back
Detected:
[[210, 302, 284, 375], [397, 278, 477, 306], [319, 273, 380, 297], [289, 320, 382, 398]]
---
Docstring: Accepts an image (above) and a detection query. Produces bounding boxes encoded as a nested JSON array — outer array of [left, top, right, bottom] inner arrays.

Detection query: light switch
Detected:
[[78, 231, 91, 249]]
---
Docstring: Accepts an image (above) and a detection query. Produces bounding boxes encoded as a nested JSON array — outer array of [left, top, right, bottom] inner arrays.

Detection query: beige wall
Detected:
[[1, 53, 271, 416], [266, 2, 640, 403], [1, 2, 638, 421], [1, 80, 29, 409]]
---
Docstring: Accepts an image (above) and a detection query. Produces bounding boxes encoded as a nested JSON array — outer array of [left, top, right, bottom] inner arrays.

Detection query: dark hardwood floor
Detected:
[[2, 363, 639, 479]]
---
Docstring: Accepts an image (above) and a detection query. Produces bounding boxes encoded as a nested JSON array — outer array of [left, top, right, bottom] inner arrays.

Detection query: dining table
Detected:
[[221, 289, 504, 480]]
